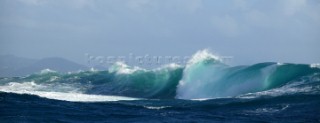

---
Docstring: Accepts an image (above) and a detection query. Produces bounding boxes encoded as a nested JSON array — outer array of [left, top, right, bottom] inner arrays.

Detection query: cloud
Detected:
[[18, 0, 95, 9], [282, 0, 307, 16], [244, 10, 269, 27], [212, 15, 239, 37], [18, 0, 46, 6], [126, 0, 152, 11], [167, 0, 203, 14], [178, 0, 203, 13], [1, 0, 319, 64], [233, 0, 247, 10], [306, 3, 320, 22], [68, 0, 95, 9], [126, 0, 203, 14]]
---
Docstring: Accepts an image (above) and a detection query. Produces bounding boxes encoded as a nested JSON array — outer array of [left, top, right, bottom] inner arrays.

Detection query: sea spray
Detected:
[[0, 49, 319, 100]]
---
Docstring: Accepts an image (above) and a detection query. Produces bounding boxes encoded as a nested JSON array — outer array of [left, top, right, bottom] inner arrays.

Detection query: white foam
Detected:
[[158, 63, 182, 70], [109, 61, 144, 74], [310, 63, 320, 68], [190, 97, 231, 101], [0, 81, 82, 93], [0, 90, 139, 102], [40, 69, 57, 74], [276, 62, 283, 65], [90, 67, 98, 72], [190, 98, 215, 101], [237, 81, 318, 99], [245, 104, 290, 114], [176, 49, 228, 99], [0, 82, 140, 102], [187, 49, 222, 65], [144, 106, 171, 110]]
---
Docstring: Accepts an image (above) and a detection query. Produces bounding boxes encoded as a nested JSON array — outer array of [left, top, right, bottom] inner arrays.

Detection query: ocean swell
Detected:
[[0, 49, 319, 101]]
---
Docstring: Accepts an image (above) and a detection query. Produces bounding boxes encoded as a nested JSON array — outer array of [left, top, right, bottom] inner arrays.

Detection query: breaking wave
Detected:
[[0, 49, 319, 102]]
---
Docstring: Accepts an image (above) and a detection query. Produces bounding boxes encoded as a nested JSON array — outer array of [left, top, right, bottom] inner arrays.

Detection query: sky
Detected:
[[0, 0, 319, 65]]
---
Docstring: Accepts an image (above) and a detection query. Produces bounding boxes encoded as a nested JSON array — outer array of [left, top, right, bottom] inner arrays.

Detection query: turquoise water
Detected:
[[1, 50, 320, 122]]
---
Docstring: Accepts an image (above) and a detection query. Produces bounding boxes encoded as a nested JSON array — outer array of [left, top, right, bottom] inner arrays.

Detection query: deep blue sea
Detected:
[[1, 50, 320, 122]]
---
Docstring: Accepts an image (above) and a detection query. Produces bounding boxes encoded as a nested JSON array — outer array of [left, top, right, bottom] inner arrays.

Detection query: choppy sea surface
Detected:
[[1, 50, 320, 122]]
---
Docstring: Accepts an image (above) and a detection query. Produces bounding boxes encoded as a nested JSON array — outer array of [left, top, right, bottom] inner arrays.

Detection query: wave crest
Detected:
[[0, 49, 320, 101]]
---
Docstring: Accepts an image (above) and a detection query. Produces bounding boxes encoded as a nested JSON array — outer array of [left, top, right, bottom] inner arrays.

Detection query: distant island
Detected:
[[0, 55, 95, 77]]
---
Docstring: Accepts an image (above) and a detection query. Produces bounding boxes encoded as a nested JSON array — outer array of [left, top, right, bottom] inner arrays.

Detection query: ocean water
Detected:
[[1, 50, 320, 122]]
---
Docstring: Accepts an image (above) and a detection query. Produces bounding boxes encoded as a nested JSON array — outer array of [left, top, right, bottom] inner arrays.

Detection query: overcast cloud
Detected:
[[0, 0, 319, 65]]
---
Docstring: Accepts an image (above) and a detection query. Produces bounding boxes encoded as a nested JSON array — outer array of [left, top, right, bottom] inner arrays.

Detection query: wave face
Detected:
[[177, 50, 320, 99], [0, 49, 319, 101]]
